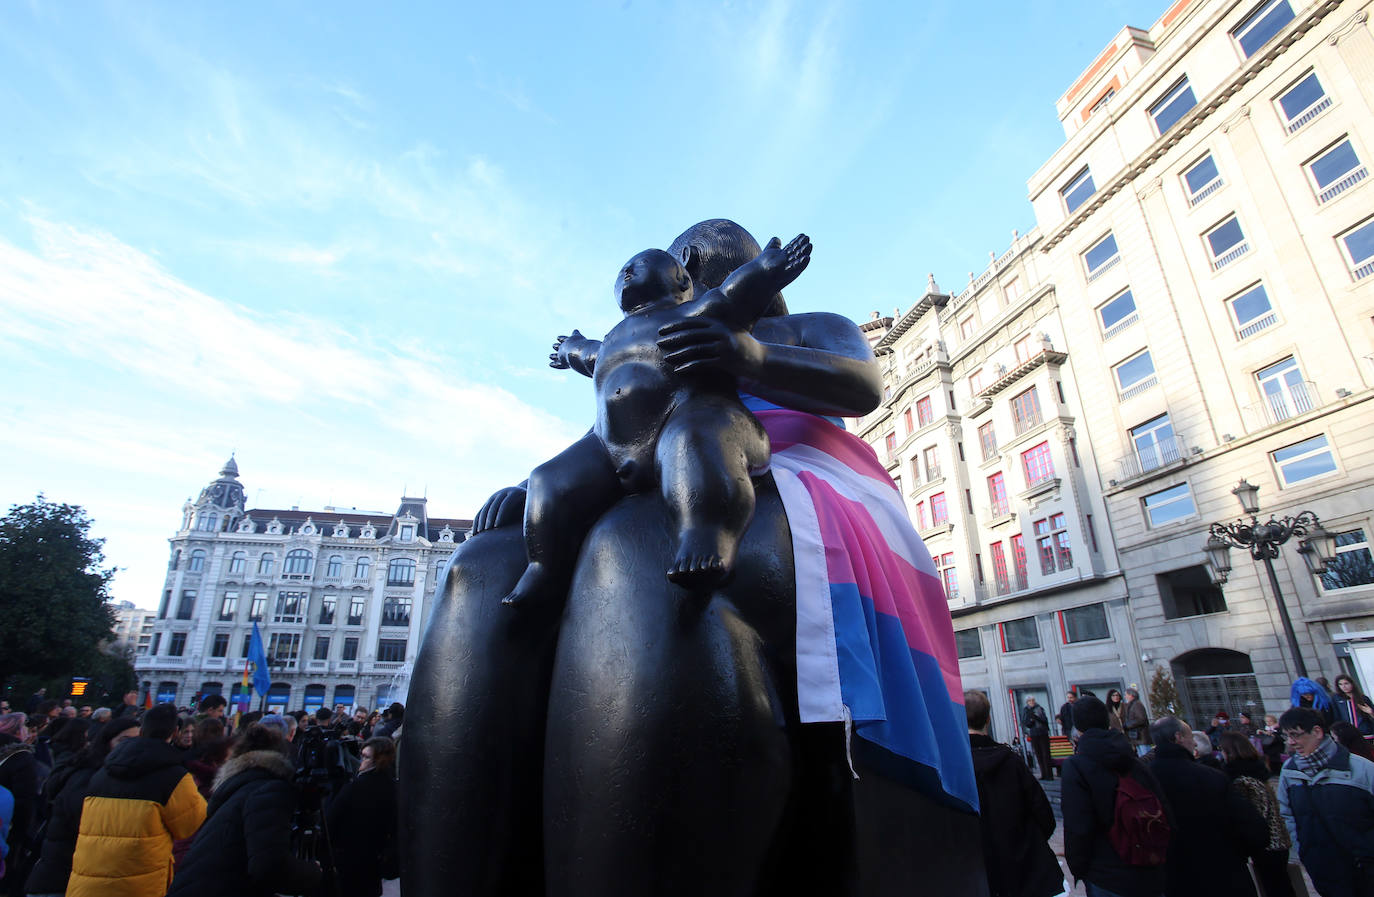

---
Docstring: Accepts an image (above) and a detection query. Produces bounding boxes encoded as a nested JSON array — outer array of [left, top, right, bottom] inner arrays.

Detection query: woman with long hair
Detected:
[[323, 737, 399, 897], [1332, 674, 1374, 736], [1104, 689, 1126, 733], [1218, 732, 1296, 897]]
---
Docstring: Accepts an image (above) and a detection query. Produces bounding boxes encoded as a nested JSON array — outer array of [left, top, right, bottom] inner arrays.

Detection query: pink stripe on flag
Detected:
[[797, 471, 962, 701], [755, 409, 897, 490]]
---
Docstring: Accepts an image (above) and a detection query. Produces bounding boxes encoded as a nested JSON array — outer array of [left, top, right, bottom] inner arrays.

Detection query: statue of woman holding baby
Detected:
[[401, 219, 985, 897]]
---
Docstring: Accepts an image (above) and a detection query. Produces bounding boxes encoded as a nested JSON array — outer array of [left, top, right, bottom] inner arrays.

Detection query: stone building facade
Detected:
[[134, 458, 470, 713], [112, 600, 156, 658]]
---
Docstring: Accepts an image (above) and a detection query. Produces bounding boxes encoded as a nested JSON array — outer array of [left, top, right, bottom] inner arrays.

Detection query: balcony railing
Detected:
[[1286, 96, 1332, 134], [1087, 254, 1121, 283], [1103, 312, 1139, 341], [1237, 311, 1278, 339], [1188, 178, 1224, 206], [1245, 380, 1317, 426], [1319, 167, 1367, 203], [1115, 435, 1187, 481], [1119, 375, 1158, 401], [1212, 241, 1250, 270], [1356, 260, 1374, 281]]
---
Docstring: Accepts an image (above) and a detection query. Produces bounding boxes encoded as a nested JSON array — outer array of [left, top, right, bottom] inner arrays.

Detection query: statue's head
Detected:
[[668, 219, 788, 316], [615, 248, 692, 313]]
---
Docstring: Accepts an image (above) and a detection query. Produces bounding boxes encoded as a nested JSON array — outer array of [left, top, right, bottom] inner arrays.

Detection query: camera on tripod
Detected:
[[290, 726, 360, 865]]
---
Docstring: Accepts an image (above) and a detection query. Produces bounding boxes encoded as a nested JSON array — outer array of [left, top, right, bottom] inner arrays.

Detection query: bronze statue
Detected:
[[505, 235, 811, 605], [402, 220, 986, 897]]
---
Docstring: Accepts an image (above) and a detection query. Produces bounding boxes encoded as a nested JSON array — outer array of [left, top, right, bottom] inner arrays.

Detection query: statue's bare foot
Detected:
[[503, 561, 554, 607], [667, 529, 738, 590]]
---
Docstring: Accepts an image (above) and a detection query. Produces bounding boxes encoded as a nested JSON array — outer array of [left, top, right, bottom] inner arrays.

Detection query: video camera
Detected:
[[290, 726, 360, 864]]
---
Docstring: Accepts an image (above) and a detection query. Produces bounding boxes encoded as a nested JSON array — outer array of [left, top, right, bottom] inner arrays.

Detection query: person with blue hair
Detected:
[[1291, 677, 1334, 726]]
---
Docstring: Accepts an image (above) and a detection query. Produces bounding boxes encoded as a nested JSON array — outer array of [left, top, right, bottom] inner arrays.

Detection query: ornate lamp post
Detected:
[[1202, 479, 1339, 680]]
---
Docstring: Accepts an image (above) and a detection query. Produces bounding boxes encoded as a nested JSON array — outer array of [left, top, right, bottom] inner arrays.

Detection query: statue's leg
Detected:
[[543, 488, 797, 897], [400, 526, 559, 897], [658, 401, 770, 588]]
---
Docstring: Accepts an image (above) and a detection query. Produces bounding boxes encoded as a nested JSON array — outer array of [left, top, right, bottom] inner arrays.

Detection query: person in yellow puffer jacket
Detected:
[[68, 703, 206, 897]]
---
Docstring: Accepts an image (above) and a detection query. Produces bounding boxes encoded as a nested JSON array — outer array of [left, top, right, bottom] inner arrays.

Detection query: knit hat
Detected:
[[1073, 696, 1110, 732], [0, 711, 28, 738], [1215, 711, 1229, 721]]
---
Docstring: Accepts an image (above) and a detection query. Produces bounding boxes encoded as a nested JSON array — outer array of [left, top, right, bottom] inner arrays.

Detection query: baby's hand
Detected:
[[550, 330, 586, 368], [758, 234, 812, 285]]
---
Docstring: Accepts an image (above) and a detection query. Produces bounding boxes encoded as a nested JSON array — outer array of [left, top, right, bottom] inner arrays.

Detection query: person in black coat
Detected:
[[1021, 697, 1053, 781], [167, 723, 321, 897], [323, 737, 399, 897], [23, 717, 140, 896], [1060, 696, 1169, 897], [966, 691, 1063, 897], [0, 713, 40, 896], [1146, 716, 1268, 897]]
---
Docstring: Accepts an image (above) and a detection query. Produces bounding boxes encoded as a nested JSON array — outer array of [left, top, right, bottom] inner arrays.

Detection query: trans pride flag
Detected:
[[750, 401, 978, 814]]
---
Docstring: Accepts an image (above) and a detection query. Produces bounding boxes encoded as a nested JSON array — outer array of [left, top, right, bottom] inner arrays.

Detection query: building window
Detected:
[[1205, 215, 1249, 270], [1232, 0, 1295, 57], [1034, 513, 1072, 574], [1308, 139, 1366, 204], [969, 368, 986, 395], [326, 556, 343, 578], [150, 632, 161, 655], [218, 592, 237, 621], [916, 396, 934, 426], [400, 524, 415, 542], [348, 599, 365, 626], [1272, 434, 1338, 486], [1000, 617, 1040, 652], [211, 633, 229, 658], [923, 446, 941, 480], [936, 553, 958, 601], [1131, 414, 1179, 472], [1090, 87, 1116, 116], [382, 597, 413, 627], [1083, 233, 1120, 281], [1021, 442, 1055, 487], [377, 638, 408, 663], [273, 591, 307, 624], [176, 590, 195, 620], [1010, 534, 1028, 590], [1320, 530, 1374, 591], [168, 632, 187, 657], [284, 549, 312, 577], [915, 500, 929, 531], [319, 596, 336, 625], [241, 634, 252, 658], [387, 558, 416, 587], [1227, 283, 1278, 339], [1143, 483, 1196, 527], [1183, 154, 1224, 206], [1114, 350, 1157, 400], [988, 473, 1009, 517], [249, 593, 267, 622], [1005, 277, 1023, 301], [1279, 71, 1331, 134], [955, 629, 982, 659], [903, 408, 913, 433], [267, 632, 302, 669], [884, 431, 897, 456], [1011, 386, 1042, 435], [257, 553, 274, 576], [1159, 566, 1227, 618], [188, 550, 205, 573], [1338, 218, 1374, 280], [978, 421, 998, 460], [1149, 77, 1197, 135], [313, 636, 331, 661], [343, 637, 359, 661], [1061, 167, 1096, 214], [1061, 604, 1110, 643], [1098, 289, 1138, 339], [354, 556, 372, 579], [959, 316, 976, 341], [930, 493, 949, 526], [228, 551, 246, 575], [991, 542, 1010, 595], [1256, 356, 1313, 421]]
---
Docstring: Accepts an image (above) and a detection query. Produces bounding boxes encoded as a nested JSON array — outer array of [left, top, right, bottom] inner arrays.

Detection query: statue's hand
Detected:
[[550, 329, 587, 369], [658, 318, 765, 377], [472, 485, 526, 534]]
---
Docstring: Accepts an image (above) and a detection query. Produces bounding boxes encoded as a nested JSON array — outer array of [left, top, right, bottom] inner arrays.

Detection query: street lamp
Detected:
[[1202, 479, 1339, 679]]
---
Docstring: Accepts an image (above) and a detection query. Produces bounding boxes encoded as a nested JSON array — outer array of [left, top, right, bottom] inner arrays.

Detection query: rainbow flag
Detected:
[[753, 403, 978, 813]]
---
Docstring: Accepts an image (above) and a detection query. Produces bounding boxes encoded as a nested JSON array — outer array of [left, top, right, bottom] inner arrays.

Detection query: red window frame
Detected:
[[988, 472, 1008, 516], [1022, 441, 1055, 487], [931, 492, 949, 526]]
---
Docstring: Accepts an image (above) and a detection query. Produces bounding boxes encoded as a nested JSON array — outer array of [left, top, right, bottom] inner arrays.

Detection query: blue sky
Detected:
[[0, 0, 1165, 608]]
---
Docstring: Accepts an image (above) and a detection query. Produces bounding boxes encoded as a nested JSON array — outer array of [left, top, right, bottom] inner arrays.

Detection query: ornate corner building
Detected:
[[134, 458, 470, 712], [859, 0, 1374, 739]]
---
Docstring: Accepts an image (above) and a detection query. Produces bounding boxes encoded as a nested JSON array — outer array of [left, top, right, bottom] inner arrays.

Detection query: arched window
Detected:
[[326, 556, 342, 578], [333, 685, 356, 709], [258, 553, 274, 576], [157, 681, 179, 705], [188, 550, 206, 573], [200, 681, 223, 697], [228, 551, 246, 575], [355, 556, 372, 579], [303, 684, 327, 713], [387, 558, 416, 586], [206, 513, 218, 532], [284, 549, 313, 576]]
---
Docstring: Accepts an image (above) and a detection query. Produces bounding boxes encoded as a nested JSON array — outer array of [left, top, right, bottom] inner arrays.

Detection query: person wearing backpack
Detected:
[[1061, 695, 1170, 897], [1146, 716, 1267, 897]]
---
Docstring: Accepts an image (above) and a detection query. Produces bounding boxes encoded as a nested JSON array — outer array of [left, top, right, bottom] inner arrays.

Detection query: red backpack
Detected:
[[1108, 773, 1170, 865]]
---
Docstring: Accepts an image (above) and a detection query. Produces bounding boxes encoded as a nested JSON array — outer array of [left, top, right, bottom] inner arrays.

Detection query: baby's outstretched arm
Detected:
[[700, 234, 812, 328], [550, 329, 600, 378]]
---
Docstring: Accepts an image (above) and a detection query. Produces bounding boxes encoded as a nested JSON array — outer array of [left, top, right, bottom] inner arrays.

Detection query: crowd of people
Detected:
[[977, 674, 1374, 897], [0, 691, 405, 897]]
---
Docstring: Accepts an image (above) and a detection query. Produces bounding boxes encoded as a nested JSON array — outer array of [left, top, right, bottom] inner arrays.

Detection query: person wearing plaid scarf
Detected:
[[1277, 706, 1374, 897]]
